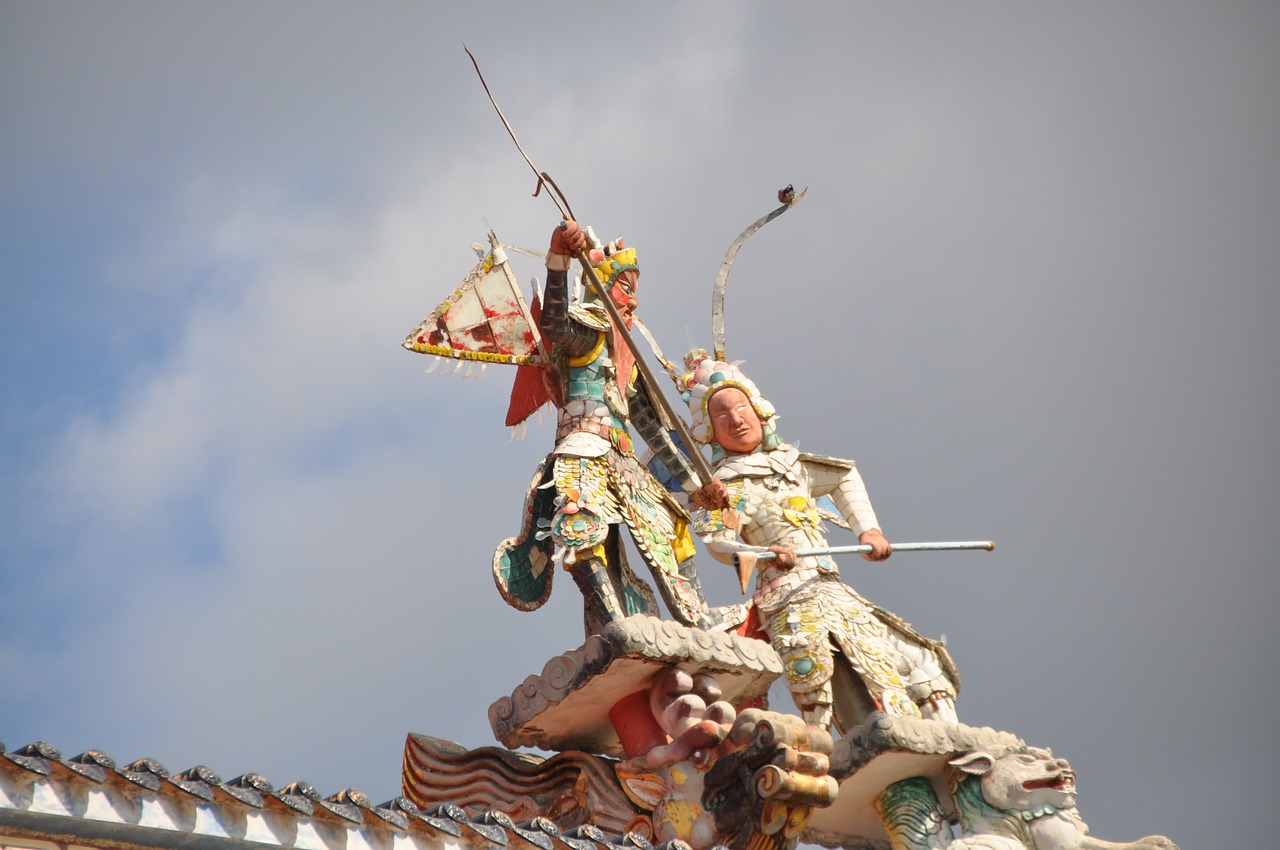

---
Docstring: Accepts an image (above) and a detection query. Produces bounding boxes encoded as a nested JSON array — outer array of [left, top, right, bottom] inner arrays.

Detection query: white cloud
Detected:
[[10, 19, 761, 794]]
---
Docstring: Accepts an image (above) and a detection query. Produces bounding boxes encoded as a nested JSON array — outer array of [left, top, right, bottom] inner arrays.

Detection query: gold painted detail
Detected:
[[672, 518, 696, 564], [548, 452, 702, 619], [568, 334, 606, 367], [781, 496, 821, 529], [408, 344, 541, 365], [767, 582, 922, 718]]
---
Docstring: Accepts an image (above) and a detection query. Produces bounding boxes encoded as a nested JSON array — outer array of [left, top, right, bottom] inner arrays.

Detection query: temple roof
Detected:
[[0, 738, 690, 850]]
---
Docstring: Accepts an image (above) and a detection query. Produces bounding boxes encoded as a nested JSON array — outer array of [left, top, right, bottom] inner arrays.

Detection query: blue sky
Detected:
[[3, 4, 1277, 847]]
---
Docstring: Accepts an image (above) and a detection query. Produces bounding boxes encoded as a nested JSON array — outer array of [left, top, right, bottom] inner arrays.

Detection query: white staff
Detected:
[[734, 540, 995, 567]]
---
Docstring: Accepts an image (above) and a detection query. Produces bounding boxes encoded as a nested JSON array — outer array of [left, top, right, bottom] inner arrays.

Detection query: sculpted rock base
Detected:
[[488, 615, 781, 757], [402, 616, 838, 850]]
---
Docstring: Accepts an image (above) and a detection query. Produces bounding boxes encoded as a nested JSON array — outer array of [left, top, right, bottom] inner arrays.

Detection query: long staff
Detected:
[[731, 540, 994, 593], [736, 540, 996, 567], [465, 47, 716, 486]]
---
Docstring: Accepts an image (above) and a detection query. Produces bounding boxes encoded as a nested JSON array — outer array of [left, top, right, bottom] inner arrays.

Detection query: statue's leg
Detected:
[[825, 599, 922, 722], [790, 681, 836, 729], [552, 456, 633, 636], [677, 552, 733, 630], [673, 550, 743, 631], [829, 641, 921, 722], [767, 605, 842, 729], [568, 541, 626, 637], [829, 649, 881, 734], [634, 513, 713, 627], [888, 633, 959, 723], [919, 691, 958, 724], [607, 532, 659, 618], [611, 456, 719, 629]]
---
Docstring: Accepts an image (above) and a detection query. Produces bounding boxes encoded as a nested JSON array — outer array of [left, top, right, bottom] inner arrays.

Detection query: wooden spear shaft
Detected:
[[572, 252, 716, 486], [464, 46, 714, 486]]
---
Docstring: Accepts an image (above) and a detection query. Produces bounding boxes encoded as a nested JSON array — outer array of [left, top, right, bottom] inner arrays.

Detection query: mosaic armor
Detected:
[[695, 444, 959, 731], [494, 268, 710, 634]]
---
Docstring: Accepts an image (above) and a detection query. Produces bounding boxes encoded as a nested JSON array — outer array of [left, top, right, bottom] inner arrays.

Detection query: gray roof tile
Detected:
[[0, 738, 657, 850]]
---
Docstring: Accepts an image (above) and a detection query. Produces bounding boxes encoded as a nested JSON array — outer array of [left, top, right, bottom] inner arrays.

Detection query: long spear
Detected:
[[730, 540, 995, 593], [739, 540, 996, 565], [465, 47, 716, 486]]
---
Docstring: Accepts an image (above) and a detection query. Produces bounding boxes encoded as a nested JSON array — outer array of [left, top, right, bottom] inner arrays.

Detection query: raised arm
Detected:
[[540, 221, 598, 356]]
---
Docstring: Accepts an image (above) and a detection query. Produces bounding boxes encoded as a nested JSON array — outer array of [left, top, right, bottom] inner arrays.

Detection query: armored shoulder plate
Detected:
[[568, 304, 610, 332], [797, 450, 857, 472]]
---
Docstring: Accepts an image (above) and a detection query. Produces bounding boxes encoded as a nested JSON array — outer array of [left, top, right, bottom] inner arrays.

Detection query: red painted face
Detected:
[[708, 387, 763, 454], [609, 269, 639, 328]]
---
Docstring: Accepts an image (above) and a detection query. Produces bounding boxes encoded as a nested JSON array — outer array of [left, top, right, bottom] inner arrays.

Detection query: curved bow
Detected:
[[711, 186, 807, 361]]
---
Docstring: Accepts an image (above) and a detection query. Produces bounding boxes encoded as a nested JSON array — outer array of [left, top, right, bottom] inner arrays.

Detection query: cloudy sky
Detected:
[[2, 3, 1276, 847]]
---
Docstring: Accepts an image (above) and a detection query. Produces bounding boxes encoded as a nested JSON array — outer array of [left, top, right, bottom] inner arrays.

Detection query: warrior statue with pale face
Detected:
[[681, 351, 959, 732], [493, 222, 718, 636]]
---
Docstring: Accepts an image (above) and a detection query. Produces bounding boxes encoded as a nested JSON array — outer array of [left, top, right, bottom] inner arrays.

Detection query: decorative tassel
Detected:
[[423, 358, 440, 375], [451, 360, 465, 377]]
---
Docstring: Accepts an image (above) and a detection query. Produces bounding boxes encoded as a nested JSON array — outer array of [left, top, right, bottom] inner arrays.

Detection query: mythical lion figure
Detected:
[[944, 748, 1179, 850], [876, 747, 1178, 850]]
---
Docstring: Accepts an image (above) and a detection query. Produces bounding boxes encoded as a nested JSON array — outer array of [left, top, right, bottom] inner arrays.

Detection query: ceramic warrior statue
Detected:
[[681, 351, 959, 732], [494, 222, 719, 636]]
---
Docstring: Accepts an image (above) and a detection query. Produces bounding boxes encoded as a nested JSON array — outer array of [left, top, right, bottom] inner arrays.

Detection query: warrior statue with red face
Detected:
[[493, 222, 718, 636], [681, 351, 959, 732]]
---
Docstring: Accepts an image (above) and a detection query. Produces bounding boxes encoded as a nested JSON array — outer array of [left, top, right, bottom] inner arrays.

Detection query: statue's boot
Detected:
[[570, 555, 626, 637], [906, 666, 959, 723], [920, 692, 958, 723]]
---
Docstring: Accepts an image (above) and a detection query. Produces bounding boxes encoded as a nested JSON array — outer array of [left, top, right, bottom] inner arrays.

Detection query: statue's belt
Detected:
[[556, 419, 633, 455], [754, 564, 825, 612]]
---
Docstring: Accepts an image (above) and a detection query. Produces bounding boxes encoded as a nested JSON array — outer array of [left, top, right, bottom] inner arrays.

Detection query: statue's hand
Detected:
[[549, 219, 587, 257], [768, 545, 797, 569], [859, 529, 892, 562], [692, 479, 730, 511]]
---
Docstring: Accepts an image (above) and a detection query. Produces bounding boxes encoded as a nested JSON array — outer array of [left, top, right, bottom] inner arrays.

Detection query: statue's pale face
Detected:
[[709, 387, 763, 454]]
